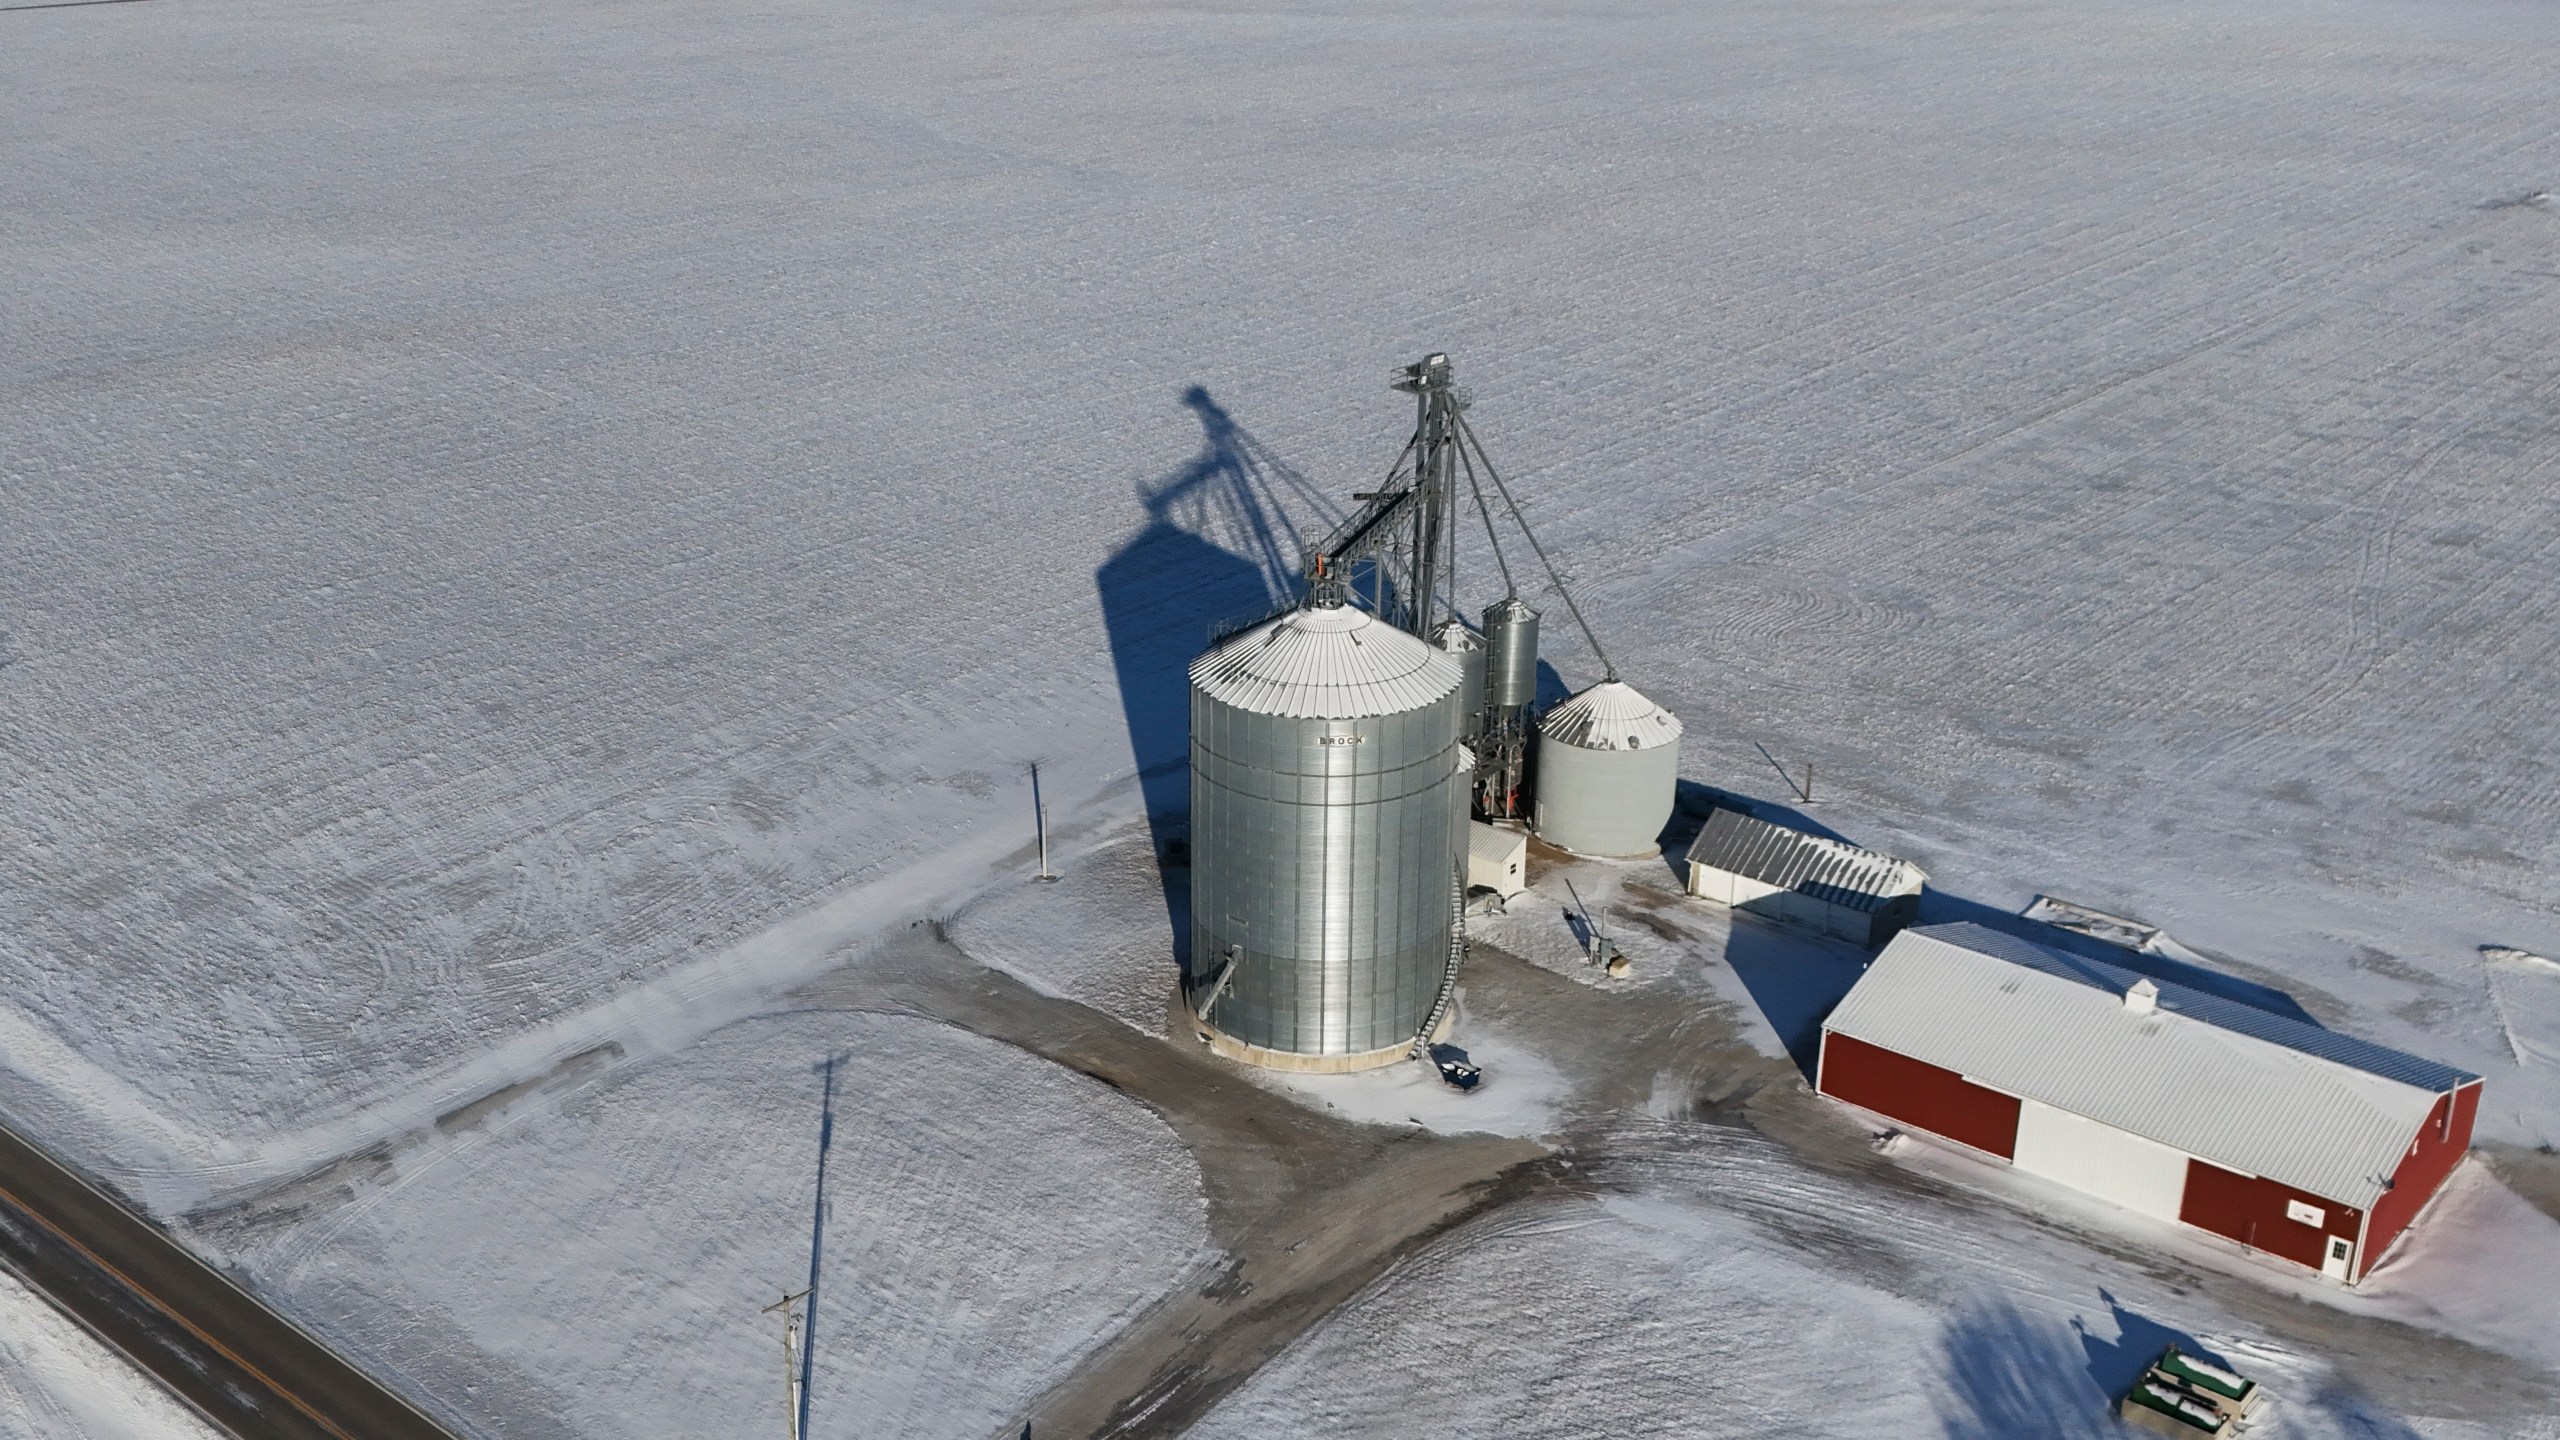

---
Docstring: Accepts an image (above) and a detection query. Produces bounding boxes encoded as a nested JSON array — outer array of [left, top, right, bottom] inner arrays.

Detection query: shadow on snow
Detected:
[[1091, 387, 1337, 981], [1934, 1292, 2117, 1438], [799, 1054, 840, 1437], [1653, 777, 2330, 1072]]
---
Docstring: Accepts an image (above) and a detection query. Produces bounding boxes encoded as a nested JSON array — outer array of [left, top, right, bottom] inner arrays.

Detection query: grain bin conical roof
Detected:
[[1539, 680, 1683, 751], [1190, 602, 1462, 720]]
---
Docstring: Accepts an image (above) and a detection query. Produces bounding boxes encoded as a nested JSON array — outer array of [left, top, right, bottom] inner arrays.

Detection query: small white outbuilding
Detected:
[[1683, 806, 1924, 949], [1466, 821, 1528, 900]]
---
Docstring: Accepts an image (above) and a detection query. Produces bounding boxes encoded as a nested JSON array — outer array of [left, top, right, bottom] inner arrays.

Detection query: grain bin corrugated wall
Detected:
[[1187, 600, 1465, 1069], [1533, 680, 1683, 857]]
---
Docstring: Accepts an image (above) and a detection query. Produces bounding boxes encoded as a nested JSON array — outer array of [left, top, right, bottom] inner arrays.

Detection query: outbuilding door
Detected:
[[2321, 1235, 2353, 1281], [2011, 1099, 2189, 1221]]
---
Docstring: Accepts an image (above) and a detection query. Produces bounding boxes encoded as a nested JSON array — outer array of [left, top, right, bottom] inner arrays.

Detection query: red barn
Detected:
[[1818, 923, 2482, 1284]]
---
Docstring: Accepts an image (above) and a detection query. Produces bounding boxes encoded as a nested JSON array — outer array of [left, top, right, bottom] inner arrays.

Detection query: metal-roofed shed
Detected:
[[1682, 806, 1924, 949], [1818, 922, 2484, 1285], [1467, 821, 1527, 900]]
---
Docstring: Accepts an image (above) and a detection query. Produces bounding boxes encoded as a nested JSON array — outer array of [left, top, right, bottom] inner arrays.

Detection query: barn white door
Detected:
[[2321, 1235, 2353, 1281], [2011, 1099, 2190, 1221]]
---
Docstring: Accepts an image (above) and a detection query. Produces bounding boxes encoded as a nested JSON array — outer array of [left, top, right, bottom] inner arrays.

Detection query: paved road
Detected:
[[0, 1122, 459, 1440]]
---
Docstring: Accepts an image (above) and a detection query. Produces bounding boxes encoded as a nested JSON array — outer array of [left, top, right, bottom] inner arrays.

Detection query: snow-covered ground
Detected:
[[7, 0, 2560, 1431], [0, 1270, 224, 1440], [187, 1004, 1209, 1438], [9, 0, 2560, 1180], [954, 829, 1186, 1038], [2355, 1160, 2560, 1374], [1187, 1181, 2555, 1440]]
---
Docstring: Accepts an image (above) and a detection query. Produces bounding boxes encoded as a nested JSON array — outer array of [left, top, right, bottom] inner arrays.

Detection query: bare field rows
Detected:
[[8, 0, 2557, 1172]]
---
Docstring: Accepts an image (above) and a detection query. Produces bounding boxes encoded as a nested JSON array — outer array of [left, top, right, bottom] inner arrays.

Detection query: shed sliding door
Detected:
[[2011, 1099, 2189, 1221]]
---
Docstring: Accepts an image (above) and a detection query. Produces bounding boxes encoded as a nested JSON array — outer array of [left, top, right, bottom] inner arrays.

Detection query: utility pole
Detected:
[[763, 1289, 811, 1440], [1029, 760, 1055, 882]]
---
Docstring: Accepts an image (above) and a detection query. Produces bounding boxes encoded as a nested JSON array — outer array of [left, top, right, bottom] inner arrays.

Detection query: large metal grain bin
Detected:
[[1533, 680, 1683, 857], [1186, 598, 1466, 1071]]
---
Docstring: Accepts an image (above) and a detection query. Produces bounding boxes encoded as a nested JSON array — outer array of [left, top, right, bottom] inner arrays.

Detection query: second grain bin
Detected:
[[1431, 618, 1486, 741], [1473, 597, 1540, 820], [1185, 596, 1467, 1071], [1533, 680, 1683, 857]]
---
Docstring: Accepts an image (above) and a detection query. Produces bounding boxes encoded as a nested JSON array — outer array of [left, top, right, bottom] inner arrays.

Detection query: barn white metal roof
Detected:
[[1539, 680, 1684, 751], [1685, 807, 1924, 913], [1825, 923, 2480, 1208], [1190, 602, 1462, 719]]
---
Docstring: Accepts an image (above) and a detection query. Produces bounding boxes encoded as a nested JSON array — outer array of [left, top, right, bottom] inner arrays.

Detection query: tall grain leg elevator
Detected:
[[1183, 354, 1681, 1075]]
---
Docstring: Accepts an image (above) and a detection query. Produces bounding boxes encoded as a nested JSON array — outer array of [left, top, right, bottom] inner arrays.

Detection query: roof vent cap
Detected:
[[2124, 978, 2159, 1016]]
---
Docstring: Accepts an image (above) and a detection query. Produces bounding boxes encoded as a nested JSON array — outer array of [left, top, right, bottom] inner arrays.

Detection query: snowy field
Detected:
[[184, 1005, 1208, 1438], [6, 0, 2560, 1432]]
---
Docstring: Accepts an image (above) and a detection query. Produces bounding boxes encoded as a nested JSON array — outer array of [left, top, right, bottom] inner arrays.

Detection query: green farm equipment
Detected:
[[2119, 1343, 2264, 1436]]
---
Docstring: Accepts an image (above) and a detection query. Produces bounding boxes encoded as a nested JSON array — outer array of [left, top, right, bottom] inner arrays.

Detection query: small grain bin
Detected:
[[1481, 598, 1539, 714], [1432, 619, 1486, 741], [1474, 598, 1540, 820], [1533, 681, 1682, 857]]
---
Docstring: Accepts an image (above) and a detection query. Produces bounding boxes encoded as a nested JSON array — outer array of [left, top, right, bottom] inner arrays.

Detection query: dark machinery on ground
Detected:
[[1432, 1051, 1483, 1091], [2120, 1343, 2266, 1436]]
